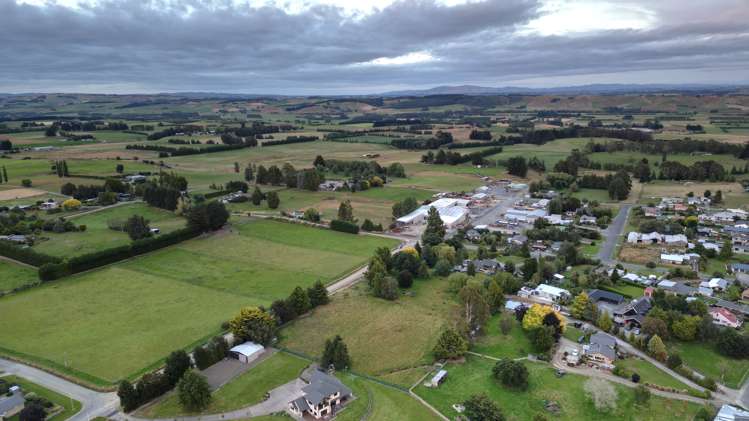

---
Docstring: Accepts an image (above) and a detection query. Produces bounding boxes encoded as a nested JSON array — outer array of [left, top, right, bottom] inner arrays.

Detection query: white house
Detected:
[[533, 284, 571, 303]]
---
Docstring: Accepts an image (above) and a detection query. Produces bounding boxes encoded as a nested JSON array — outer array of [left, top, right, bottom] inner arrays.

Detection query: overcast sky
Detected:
[[2, 0, 749, 94]]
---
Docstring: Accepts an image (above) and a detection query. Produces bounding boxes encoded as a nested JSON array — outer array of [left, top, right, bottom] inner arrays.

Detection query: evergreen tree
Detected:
[[62, 160, 69, 177], [321, 335, 351, 370], [288, 286, 312, 315], [421, 207, 446, 246], [177, 371, 212, 411], [251, 186, 264, 205], [463, 394, 505, 421], [266, 191, 280, 209], [244, 165, 254, 182], [117, 380, 139, 412], [647, 335, 668, 362], [719, 238, 733, 260], [307, 281, 329, 307], [337, 200, 355, 222], [164, 350, 192, 387], [2, 166, 8, 183], [433, 328, 468, 360]]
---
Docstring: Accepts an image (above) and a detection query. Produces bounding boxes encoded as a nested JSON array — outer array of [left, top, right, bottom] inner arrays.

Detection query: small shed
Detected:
[[428, 370, 448, 388], [229, 342, 264, 363]]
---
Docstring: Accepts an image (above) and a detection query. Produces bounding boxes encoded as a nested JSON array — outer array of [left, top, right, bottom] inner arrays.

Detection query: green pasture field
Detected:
[[471, 314, 534, 359], [33, 202, 186, 257], [2, 375, 82, 421], [279, 277, 455, 388], [570, 188, 612, 203], [336, 373, 442, 421], [415, 356, 701, 421], [587, 151, 746, 170], [615, 358, 696, 392], [0, 259, 38, 293], [0, 219, 397, 385], [485, 137, 594, 169], [668, 341, 749, 388], [138, 352, 309, 417]]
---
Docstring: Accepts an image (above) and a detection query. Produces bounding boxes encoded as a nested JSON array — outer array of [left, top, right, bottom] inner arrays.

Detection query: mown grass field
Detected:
[[2, 375, 82, 421], [0, 219, 397, 385], [0, 259, 38, 293], [615, 358, 696, 392], [279, 277, 456, 388], [33, 202, 186, 257], [139, 352, 309, 417], [415, 356, 701, 421], [471, 314, 534, 359]]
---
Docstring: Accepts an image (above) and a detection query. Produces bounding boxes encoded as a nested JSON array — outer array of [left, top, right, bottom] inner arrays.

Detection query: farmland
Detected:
[[279, 277, 455, 388], [0, 219, 397, 385], [0, 259, 38, 293]]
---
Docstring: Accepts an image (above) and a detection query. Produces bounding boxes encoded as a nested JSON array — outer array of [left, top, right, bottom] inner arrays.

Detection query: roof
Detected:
[[291, 397, 310, 412], [505, 300, 524, 310], [588, 289, 625, 305], [587, 332, 617, 361], [710, 307, 739, 325], [535, 283, 570, 297], [302, 370, 352, 406], [431, 369, 447, 384], [615, 297, 652, 316], [732, 263, 749, 271], [229, 342, 264, 357], [714, 404, 749, 421]]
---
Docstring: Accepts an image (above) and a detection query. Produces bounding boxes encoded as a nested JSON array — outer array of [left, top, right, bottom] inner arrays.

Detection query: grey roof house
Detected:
[[585, 332, 617, 365], [289, 370, 352, 419]]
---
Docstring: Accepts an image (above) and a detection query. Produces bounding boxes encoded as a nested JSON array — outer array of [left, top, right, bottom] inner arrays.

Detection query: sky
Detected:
[[2, 0, 749, 94]]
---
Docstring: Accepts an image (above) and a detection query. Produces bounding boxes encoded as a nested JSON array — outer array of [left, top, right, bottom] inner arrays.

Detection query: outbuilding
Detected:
[[229, 342, 264, 363]]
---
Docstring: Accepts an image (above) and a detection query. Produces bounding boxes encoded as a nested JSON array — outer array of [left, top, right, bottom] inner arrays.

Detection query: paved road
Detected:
[[597, 204, 632, 264], [0, 358, 119, 421], [470, 187, 526, 227]]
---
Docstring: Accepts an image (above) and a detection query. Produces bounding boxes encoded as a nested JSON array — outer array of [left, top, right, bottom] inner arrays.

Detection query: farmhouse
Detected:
[[710, 308, 742, 329], [288, 370, 352, 419], [579, 215, 597, 225], [613, 297, 652, 328], [229, 342, 264, 363], [584, 332, 617, 366]]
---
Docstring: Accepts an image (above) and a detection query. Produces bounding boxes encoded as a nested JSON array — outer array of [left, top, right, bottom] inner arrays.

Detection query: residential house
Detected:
[[588, 289, 625, 306], [584, 332, 617, 366], [532, 284, 571, 303], [454, 259, 502, 275], [700, 278, 729, 292], [544, 214, 573, 226], [642, 207, 661, 218], [730, 263, 749, 274], [507, 234, 528, 246], [0, 235, 28, 244], [125, 174, 147, 183], [579, 215, 597, 225], [319, 180, 346, 192], [660, 253, 700, 265], [613, 297, 652, 328], [657, 280, 698, 296], [465, 229, 481, 242], [288, 370, 353, 419], [39, 201, 58, 210], [710, 308, 742, 329], [742, 288, 749, 301]]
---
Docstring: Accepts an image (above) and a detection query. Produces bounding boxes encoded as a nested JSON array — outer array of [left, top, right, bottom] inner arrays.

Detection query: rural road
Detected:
[[597, 204, 632, 264], [0, 358, 119, 421], [327, 235, 413, 295]]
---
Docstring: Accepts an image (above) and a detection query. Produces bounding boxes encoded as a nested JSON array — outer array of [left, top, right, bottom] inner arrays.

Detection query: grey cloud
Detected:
[[0, 0, 747, 93]]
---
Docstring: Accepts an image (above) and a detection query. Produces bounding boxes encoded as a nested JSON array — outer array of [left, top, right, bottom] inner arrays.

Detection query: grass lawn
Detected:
[[138, 352, 309, 417], [472, 314, 534, 359], [669, 341, 749, 388], [606, 283, 645, 298], [33, 202, 186, 257], [570, 188, 612, 203], [2, 375, 82, 421], [563, 326, 585, 343], [0, 219, 397, 385], [415, 356, 701, 421], [279, 277, 456, 388], [615, 358, 696, 392], [0, 259, 38, 293], [335, 373, 441, 421]]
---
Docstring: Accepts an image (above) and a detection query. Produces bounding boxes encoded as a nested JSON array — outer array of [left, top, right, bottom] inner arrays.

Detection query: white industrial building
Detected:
[[396, 198, 470, 228]]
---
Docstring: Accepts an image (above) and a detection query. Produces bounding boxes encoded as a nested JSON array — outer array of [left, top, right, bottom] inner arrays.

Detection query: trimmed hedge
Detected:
[[40, 227, 202, 281], [330, 219, 359, 234], [262, 136, 317, 147], [0, 241, 61, 267]]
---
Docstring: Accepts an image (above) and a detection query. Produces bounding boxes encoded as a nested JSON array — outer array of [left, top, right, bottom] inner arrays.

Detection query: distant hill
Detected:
[[381, 83, 749, 97]]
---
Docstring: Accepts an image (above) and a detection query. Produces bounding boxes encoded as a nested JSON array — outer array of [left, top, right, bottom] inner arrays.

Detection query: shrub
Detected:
[[631, 373, 640, 383], [397, 270, 414, 288], [330, 219, 359, 234], [62, 198, 82, 210], [21, 179, 32, 187], [493, 359, 529, 390], [666, 354, 682, 369]]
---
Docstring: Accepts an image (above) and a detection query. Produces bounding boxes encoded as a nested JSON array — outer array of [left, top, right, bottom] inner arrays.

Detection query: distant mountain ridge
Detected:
[[380, 83, 749, 96]]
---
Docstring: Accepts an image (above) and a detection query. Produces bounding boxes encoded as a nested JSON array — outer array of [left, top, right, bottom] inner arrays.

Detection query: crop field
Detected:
[[0, 219, 397, 385], [279, 277, 456, 388], [33, 202, 186, 257], [415, 356, 701, 421], [0, 259, 38, 293]]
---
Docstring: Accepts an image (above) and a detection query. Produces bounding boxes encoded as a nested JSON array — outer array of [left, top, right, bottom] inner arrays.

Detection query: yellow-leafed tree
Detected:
[[522, 303, 565, 332]]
